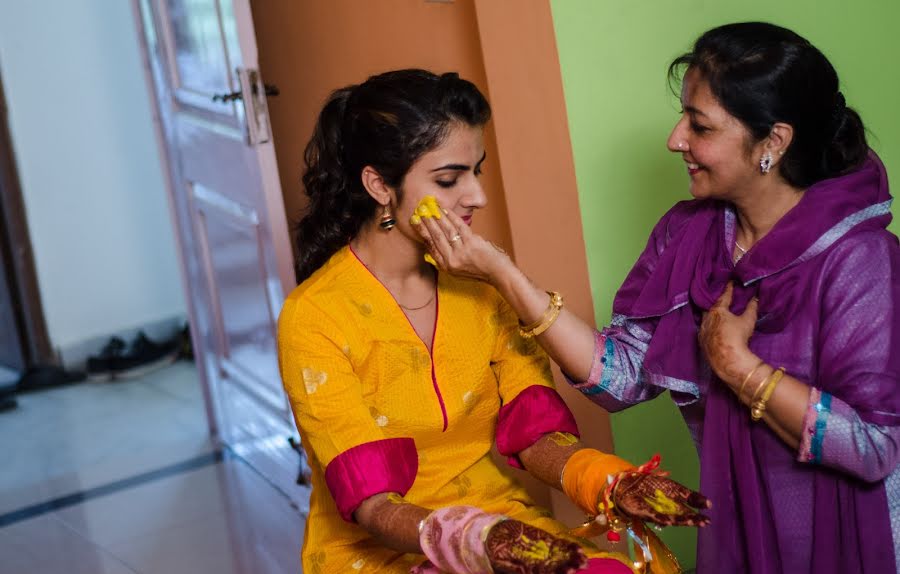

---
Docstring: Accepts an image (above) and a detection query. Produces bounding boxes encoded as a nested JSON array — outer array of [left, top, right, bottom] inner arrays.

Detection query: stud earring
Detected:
[[759, 151, 774, 174], [379, 204, 396, 230]]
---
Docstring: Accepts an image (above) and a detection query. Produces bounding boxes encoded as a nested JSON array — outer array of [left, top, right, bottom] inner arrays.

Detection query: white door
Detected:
[[134, 0, 306, 506]]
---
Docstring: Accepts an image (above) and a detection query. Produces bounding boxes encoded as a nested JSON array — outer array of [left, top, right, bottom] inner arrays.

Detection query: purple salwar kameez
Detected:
[[572, 152, 900, 573]]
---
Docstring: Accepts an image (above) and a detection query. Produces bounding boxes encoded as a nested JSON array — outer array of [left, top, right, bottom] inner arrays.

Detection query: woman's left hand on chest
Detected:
[[699, 282, 761, 385]]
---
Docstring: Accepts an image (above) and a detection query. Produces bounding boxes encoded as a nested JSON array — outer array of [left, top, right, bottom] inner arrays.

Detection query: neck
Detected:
[[732, 179, 805, 246], [350, 222, 433, 283]]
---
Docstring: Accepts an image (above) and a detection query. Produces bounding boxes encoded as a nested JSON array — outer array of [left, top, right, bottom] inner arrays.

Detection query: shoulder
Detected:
[[815, 229, 899, 308], [279, 248, 359, 335], [439, 273, 513, 332], [638, 199, 717, 257], [440, 273, 501, 308], [821, 228, 899, 277], [657, 199, 715, 236]]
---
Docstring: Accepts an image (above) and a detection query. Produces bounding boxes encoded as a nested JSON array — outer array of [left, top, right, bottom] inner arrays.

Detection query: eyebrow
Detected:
[[684, 105, 708, 118], [430, 151, 487, 173]]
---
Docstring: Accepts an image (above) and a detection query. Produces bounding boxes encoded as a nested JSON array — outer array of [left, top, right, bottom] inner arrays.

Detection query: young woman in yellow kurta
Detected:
[[278, 69, 709, 574], [281, 245, 583, 572]]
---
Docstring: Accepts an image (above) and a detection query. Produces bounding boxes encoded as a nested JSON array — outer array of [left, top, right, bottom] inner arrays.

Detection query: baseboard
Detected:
[[55, 315, 186, 371]]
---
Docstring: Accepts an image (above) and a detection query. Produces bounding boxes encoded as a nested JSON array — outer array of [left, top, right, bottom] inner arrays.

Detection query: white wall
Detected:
[[0, 0, 185, 352]]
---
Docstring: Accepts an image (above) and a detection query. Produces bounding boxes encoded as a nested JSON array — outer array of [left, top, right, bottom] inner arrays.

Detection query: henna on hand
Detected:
[[485, 520, 587, 574], [614, 473, 710, 528], [698, 282, 761, 385]]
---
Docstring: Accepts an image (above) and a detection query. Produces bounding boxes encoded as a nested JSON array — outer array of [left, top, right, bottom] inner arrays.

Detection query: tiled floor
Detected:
[[0, 362, 307, 573]]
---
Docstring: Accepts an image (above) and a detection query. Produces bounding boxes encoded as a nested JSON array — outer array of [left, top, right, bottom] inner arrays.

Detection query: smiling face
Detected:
[[666, 68, 768, 201], [393, 122, 487, 237]]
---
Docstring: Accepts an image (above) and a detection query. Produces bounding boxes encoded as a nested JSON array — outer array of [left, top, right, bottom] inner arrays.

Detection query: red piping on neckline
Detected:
[[348, 246, 449, 431]]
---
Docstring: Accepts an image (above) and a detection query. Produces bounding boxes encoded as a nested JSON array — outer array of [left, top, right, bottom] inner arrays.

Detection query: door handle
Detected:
[[212, 83, 279, 103]]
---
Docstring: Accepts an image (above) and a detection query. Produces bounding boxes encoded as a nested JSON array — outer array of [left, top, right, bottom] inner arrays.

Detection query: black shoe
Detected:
[[0, 382, 17, 412], [176, 323, 193, 361], [109, 331, 179, 379], [16, 365, 86, 393], [86, 336, 127, 381]]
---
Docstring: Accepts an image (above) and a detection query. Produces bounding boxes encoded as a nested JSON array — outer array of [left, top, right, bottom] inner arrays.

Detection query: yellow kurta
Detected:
[[278, 246, 575, 573]]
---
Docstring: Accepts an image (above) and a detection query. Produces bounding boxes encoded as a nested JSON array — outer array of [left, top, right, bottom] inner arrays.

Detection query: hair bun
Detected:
[[830, 91, 847, 134]]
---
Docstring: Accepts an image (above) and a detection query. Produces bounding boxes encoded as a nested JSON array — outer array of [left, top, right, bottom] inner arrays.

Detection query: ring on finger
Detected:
[[449, 234, 462, 244]]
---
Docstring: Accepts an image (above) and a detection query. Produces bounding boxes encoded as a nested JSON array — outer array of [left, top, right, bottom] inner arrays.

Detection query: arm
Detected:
[[489, 295, 708, 527], [700, 234, 900, 479], [278, 300, 421, 553], [415, 206, 669, 403], [354, 494, 430, 554], [416, 208, 597, 380]]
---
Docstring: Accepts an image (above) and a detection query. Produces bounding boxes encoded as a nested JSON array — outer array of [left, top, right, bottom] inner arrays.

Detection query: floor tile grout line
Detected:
[[51, 513, 143, 574], [223, 445, 310, 519], [0, 450, 227, 529]]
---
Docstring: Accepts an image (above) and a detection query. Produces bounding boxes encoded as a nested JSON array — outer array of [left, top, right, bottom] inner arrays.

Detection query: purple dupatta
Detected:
[[611, 152, 899, 572]]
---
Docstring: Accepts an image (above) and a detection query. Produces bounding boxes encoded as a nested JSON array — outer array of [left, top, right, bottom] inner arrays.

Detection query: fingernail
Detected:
[[424, 254, 437, 266], [416, 205, 431, 217], [409, 214, 421, 226]]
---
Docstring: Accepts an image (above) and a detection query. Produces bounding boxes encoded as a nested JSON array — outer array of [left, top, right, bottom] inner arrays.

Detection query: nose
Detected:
[[666, 116, 689, 153], [462, 178, 488, 210]]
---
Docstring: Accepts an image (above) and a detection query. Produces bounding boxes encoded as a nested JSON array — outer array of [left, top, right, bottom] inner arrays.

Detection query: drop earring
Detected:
[[759, 151, 774, 174], [379, 204, 396, 230]]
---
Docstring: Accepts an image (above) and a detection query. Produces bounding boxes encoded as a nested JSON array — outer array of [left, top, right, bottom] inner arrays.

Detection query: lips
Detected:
[[461, 214, 473, 226], [686, 162, 702, 176]]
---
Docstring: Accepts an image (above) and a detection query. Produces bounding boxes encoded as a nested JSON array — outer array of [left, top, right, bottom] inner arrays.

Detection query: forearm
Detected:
[[489, 258, 597, 381], [354, 493, 431, 554], [518, 432, 583, 489], [722, 357, 807, 446]]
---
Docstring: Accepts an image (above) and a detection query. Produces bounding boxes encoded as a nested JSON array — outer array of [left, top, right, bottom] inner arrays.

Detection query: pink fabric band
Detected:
[[414, 506, 504, 574], [324, 437, 417, 522], [797, 387, 821, 463], [496, 384, 580, 468]]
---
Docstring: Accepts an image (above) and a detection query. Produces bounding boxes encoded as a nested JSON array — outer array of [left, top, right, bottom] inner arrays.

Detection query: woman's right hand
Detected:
[[411, 205, 512, 284], [414, 507, 586, 574]]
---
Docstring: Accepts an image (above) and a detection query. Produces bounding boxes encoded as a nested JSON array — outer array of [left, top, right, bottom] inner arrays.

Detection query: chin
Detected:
[[688, 184, 710, 200]]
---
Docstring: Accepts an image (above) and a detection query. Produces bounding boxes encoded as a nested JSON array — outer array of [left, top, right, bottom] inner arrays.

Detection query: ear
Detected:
[[360, 166, 396, 206], [765, 122, 794, 165]]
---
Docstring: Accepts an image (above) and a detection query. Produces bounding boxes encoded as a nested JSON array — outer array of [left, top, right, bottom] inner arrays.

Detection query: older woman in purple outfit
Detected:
[[414, 22, 899, 574]]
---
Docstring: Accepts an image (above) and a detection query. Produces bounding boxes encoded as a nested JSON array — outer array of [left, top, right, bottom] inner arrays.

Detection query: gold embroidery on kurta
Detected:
[[302, 368, 328, 394]]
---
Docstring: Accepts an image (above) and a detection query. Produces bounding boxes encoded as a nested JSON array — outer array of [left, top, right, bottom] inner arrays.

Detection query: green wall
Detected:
[[550, 1, 900, 568]]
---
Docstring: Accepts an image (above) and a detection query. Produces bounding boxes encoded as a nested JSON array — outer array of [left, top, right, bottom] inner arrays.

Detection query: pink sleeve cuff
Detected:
[[496, 385, 580, 469], [797, 387, 821, 463], [324, 437, 418, 522]]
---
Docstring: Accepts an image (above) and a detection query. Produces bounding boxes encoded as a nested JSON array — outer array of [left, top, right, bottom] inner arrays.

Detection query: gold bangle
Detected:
[[519, 291, 563, 332], [748, 366, 773, 405], [519, 291, 564, 339], [751, 367, 785, 422], [737, 361, 765, 403]]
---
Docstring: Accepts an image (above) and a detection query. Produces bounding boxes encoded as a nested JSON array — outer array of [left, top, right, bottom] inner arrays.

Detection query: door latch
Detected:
[[211, 68, 275, 145]]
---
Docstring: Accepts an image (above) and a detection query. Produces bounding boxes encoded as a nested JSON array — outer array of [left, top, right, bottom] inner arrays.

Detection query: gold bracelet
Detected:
[[519, 291, 564, 339], [748, 366, 773, 405], [751, 367, 785, 422], [737, 361, 765, 403]]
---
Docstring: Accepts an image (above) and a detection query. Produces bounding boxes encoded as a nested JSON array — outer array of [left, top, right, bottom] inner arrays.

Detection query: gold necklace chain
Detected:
[[733, 240, 749, 263], [398, 292, 435, 311]]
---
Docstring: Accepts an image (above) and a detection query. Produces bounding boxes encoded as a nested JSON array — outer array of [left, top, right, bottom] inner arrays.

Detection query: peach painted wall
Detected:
[[473, 0, 615, 531], [250, 0, 514, 258], [252, 0, 613, 520]]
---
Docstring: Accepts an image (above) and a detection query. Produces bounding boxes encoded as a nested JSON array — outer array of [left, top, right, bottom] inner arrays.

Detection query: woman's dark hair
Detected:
[[668, 22, 868, 188], [294, 69, 491, 283]]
